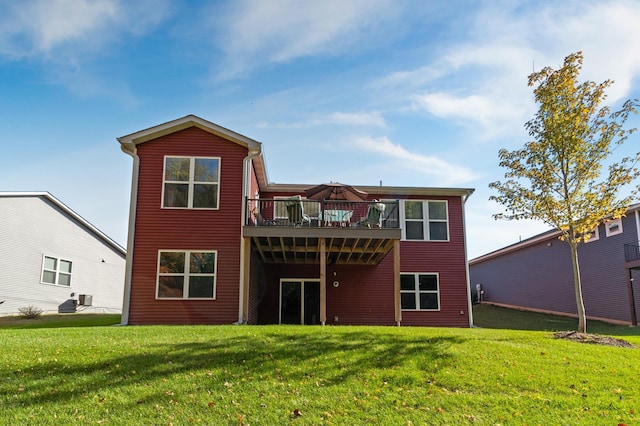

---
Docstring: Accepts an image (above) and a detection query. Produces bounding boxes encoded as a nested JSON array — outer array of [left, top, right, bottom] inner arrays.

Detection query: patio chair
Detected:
[[251, 206, 275, 226], [285, 195, 311, 226], [359, 200, 386, 228]]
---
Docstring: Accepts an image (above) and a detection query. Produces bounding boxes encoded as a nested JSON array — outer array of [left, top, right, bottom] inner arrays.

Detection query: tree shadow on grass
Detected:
[[2, 328, 465, 409]]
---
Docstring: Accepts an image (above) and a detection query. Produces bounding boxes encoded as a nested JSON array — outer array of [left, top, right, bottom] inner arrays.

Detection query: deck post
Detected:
[[320, 238, 327, 326], [394, 239, 401, 326], [242, 237, 251, 324]]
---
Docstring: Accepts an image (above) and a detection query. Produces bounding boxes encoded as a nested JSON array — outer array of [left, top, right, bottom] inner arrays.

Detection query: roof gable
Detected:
[[117, 114, 262, 155], [470, 203, 640, 265], [0, 192, 126, 256]]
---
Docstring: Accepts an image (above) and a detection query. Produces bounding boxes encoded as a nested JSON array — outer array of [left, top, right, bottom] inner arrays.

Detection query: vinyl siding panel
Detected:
[[252, 194, 470, 327], [128, 126, 247, 324], [125, 123, 472, 326], [0, 195, 125, 316], [469, 214, 639, 324], [399, 195, 470, 327]]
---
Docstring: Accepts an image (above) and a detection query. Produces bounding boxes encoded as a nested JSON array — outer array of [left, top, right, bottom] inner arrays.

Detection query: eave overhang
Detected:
[[117, 114, 262, 155]]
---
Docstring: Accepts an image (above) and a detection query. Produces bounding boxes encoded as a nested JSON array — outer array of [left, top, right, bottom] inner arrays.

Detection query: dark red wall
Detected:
[[128, 126, 248, 324], [253, 194, 471, 327]]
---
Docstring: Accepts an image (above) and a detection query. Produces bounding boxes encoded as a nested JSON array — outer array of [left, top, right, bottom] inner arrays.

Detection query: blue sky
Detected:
[[2, 0, 640, 259]]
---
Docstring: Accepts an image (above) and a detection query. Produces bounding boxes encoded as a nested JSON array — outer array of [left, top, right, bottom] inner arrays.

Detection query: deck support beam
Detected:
[[394, 239, 401, 326], [242, 237, 251, 323], [320, 238, 327, 325]]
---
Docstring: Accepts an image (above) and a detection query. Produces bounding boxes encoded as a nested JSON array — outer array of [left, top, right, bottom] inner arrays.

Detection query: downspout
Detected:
[[237, 148, 261, 324], [121, 146, 140, 325], [462, 192, 474, 327]]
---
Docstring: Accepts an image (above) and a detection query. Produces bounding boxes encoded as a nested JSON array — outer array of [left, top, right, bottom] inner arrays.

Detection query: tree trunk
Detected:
[[569, 242, 587, 333]]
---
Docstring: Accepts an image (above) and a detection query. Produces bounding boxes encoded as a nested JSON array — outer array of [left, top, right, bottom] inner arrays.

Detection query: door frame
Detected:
[[279, 278, 321, 325]]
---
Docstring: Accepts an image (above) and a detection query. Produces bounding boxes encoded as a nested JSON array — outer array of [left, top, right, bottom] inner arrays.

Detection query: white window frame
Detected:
[[605, 218, 623, 237], [279, 278, 321, 324], [156, 250, 217, 300], [585, 226, 600, 243], [41, 255, 72, 286], [162, 156, 221, 209], [400, 272, 440, 311], [401, 200, 449, 241]]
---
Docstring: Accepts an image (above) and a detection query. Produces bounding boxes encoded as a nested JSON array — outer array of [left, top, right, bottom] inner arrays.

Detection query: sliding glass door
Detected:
[[280, 279, 320, 325]]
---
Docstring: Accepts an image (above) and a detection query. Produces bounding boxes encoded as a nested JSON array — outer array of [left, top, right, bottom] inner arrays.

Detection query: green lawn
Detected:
[[0, 313, 121, 329], [473, 303, 640, 336], [2, 324, 639, 425]]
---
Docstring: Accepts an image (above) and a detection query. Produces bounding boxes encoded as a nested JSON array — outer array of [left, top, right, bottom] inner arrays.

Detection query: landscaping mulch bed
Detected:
[[553, 330, 637, 348]]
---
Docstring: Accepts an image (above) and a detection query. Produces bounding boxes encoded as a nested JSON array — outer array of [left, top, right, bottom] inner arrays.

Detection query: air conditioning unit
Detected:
[[78, 294, 93, 306]]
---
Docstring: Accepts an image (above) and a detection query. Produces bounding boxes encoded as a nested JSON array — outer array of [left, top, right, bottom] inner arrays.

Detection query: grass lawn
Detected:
[[473, 303, 640, 336], [1, 324, 639, 425], [0, 313, 121, 329]]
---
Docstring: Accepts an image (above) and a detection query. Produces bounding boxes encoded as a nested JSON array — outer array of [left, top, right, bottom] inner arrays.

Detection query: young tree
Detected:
[[489, 52, 640, 333]]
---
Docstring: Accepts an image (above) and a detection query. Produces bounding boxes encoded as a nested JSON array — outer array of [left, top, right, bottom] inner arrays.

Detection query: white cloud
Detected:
[[412, 91, 526, 139], [0, 0, 169, 59], [373, 1, 640, 141], [0, 0, 170, 105], [350, 136, 478, 186], [211, 0, 410, 78], [257, 111, 386, 129]]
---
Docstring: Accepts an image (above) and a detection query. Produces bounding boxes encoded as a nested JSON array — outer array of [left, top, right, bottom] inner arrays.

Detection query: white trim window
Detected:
[[605, 218, 623, 237], [402, 200, 449, 241], [157, 250, 217, 299], [400, 273, 440, 311], [585, 226, 600, 243], [41, 255, 72, 286], [163, 156, 220, 209]]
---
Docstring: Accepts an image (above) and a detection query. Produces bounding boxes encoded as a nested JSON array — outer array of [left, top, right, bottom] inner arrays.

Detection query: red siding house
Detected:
[[118, 115, 475, 326], [469, 206, 640, 326]]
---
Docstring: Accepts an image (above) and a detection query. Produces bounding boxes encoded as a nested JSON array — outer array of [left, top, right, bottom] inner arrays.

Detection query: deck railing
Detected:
[[245, 198, 400, 229], [624, 242, 640, 262]]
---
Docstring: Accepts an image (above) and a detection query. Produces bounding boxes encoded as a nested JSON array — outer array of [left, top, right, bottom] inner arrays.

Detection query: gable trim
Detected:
[[0, 191, 126, 256], [117, 114, 262, 154]]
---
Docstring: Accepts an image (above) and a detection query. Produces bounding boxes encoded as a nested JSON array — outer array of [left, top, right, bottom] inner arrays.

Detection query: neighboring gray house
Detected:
[[469, 205, 640, 326], [0, 192, 126, 316]]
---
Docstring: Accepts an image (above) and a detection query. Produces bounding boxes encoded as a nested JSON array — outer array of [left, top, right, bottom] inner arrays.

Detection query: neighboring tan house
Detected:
[[469, 206, 640, 326], [117, 115, 475, 326], [0, 192, 126, 316]]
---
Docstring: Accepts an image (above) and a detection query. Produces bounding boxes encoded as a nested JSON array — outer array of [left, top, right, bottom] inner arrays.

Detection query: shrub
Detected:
[[17, 306, 44, 319]]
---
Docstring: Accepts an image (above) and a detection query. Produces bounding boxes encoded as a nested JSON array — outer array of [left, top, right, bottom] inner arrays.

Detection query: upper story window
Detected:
[[163, 156, 220, 209], [157, 250, 217, 299], [584, 226, 600, 243], [605, 218, 623, 237], [41, 255, 72, 286], [402, 200, 449, 241]]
